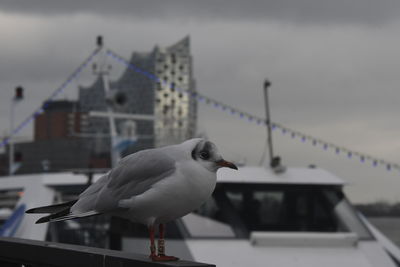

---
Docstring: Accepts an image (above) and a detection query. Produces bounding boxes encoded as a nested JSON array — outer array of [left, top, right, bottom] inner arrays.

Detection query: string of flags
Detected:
[[107, 49, 400, 173], [0, 47, 102, 149], [0, 45, 395, 173]]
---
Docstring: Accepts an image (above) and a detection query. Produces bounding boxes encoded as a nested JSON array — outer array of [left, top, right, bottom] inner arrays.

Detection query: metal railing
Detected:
[[0, 237, 215, 267]]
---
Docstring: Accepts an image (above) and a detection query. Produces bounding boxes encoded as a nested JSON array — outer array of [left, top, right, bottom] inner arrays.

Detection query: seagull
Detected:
[[26, 138, 237, 261]]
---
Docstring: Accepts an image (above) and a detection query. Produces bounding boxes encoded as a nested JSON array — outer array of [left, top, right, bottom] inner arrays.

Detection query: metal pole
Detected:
[[9, 100, 15, 176], [102, 72, 119, 167], [93, 36, 119, 167], [263, 79, 274, 164]]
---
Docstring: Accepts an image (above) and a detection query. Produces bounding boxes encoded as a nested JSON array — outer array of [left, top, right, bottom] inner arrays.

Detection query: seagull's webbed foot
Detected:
[[150, 254, 179, 262], [148, 224, 180, 261]]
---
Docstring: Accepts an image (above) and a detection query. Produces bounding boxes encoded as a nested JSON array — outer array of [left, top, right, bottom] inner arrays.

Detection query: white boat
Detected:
[[1, 166, 400, 266], [122, 166, 400, 266]]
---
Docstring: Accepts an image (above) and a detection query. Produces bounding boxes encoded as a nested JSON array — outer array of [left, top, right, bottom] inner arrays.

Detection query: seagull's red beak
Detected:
[[216, 159, 238, 170]]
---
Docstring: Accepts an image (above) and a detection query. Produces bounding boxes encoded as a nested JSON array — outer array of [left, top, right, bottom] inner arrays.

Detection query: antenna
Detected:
[[96, 35, 103, 47], [263, 79, 274, 163], [262, 79, 285, 173]]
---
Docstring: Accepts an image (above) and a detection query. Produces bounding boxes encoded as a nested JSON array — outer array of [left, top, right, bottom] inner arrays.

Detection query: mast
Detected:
[[263, 79, 274, 164], [262, 79, 285, 173], [93, 36, 119, 167]]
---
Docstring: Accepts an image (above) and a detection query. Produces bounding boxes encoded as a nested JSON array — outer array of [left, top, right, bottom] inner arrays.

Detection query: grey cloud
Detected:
[[1, 0, 400, 25], [1, 8, 400, 202]]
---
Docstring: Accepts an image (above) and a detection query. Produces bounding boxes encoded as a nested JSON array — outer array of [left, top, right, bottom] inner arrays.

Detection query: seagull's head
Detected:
[[190, 139, 238, 172]]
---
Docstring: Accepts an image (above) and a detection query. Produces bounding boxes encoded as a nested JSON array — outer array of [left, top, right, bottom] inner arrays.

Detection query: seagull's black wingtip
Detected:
[[25, 208, 35, 214], [35, 216, 50, 224]]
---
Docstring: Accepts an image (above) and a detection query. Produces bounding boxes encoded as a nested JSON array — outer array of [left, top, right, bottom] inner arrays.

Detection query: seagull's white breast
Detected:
[[119, 159, 217, 226]]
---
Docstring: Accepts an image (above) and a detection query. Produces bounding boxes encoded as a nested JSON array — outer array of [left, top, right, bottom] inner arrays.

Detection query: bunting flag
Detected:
[[108, 49, 400, 173], [0, 47, 102, 149], [1, 46, 395, 174]]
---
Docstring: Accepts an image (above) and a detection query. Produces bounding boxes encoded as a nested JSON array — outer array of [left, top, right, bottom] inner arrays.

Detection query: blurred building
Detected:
[[4, 100, 104, 174], [79, 36, 197, 150], [34, 100, 86, 140], [153, 36, 197, 147], [0, 36, 197, 175]]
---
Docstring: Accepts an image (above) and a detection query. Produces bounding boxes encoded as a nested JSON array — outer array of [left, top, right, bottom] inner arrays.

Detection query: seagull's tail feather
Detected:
[[26, 200, 78, 214], [26, 200, 101, 224], [35, 210, 100, 224]]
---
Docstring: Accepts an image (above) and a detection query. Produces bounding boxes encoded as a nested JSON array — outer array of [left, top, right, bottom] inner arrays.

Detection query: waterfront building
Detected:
[[79, 36, 197, 151], [1, 36, 197, 175]]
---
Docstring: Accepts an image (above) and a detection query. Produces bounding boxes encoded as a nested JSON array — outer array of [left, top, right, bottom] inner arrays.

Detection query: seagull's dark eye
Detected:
[[199, 151, 210, 160]]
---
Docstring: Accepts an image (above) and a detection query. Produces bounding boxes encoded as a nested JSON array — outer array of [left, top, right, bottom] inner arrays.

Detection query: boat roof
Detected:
[[2, 166, 345, 187], [217, 166, 346, 186], [0, 172, 105, 188]]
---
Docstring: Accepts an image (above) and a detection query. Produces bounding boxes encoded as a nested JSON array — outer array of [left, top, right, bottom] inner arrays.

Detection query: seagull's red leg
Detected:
[[158, 223, 166, 255], [151, 223, 179, 261], [148, 225, 157, 260]]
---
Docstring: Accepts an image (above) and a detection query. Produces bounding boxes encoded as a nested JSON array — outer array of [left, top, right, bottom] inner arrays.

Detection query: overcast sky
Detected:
[[1, 1, 400, 203]]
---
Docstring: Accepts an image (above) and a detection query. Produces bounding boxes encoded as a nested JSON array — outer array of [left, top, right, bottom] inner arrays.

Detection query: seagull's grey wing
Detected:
[[72, 149, 176, 214], [108, 148, 175, 189], [95, 149, 176, 212], [71, 173, 111, 213]]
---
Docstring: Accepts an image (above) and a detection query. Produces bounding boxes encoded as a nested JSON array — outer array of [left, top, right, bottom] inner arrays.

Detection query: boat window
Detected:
[[186, 183, 372, 239], [323, 190, 373, 240], [223, 186, 341, 233], [182, 197, 235, 238], [225, 190, 285, 230]]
